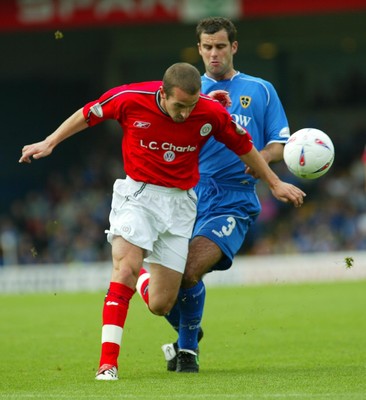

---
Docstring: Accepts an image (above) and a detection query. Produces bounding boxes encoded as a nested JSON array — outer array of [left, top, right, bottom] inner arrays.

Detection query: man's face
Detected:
[[160, 86, 200, 123], [198, 29, 238, 80]]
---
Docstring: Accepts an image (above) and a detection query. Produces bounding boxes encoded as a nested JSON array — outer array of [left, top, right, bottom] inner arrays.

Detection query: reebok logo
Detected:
[[133, 121, 151, 129], [106, 301, 119, 306]]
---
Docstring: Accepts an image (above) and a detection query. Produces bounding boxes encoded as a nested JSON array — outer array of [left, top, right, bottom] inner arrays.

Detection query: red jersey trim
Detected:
[[86, 89, 157, 123]]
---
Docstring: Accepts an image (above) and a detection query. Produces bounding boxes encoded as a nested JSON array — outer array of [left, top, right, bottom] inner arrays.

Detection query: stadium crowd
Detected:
[[248, 156, 366, 254], [1, 142, 365, 266]]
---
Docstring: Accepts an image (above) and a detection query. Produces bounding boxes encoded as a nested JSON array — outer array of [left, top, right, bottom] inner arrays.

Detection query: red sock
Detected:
[[136, 268, 150, 306], [99, 282, 135, 368]]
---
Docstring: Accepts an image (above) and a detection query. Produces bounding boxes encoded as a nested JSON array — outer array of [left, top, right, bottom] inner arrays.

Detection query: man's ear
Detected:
[[160, 86, 166, 99], [197, 43, 202, 56], [232, 41, 238, 56]]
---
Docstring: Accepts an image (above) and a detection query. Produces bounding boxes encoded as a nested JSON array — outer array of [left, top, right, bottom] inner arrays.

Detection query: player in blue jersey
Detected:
[[137, 17, 293, 372]]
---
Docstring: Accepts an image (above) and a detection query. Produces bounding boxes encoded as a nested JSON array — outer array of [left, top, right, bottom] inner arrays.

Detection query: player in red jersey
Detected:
[[19, 62, 305, 380]]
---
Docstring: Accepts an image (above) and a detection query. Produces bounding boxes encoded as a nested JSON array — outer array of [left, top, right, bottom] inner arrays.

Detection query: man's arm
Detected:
[[245, 142, 284, 178], [239, 146, 306, 208], [19, 108, 87, 163], [259, 142, 284, 164]]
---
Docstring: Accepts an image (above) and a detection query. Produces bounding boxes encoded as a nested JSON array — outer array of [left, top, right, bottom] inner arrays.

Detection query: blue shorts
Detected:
[[192, 178, 260, 271]]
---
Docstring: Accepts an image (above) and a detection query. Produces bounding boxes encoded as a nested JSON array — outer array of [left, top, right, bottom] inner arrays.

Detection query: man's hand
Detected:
[[19, 141, 53, 163], [19, 109, 88, 164], [270, 181, 306, 208], [207, 90, 232, 108]]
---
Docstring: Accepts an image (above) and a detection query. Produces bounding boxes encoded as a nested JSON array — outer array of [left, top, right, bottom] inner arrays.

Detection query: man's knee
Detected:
[[182, 237, 222, 288], [148, 297, 175, 316], [181, 268, 202, 288]]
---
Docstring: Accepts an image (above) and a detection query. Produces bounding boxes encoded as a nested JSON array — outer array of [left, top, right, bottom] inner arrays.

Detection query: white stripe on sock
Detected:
[[102, 324, 123, 344], [136, 272, 150, 297]]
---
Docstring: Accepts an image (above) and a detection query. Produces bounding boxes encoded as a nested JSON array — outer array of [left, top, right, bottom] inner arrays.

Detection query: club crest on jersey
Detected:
[[240, 96, 251, 109], [200, 123, 212, 136], [133, 121, 151, 129], [90, 103, 103, 118], [164, 151, 175, 162]]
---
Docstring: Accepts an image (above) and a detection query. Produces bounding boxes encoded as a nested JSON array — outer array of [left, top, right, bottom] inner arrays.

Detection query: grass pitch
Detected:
[[0, 280, 365, 399]]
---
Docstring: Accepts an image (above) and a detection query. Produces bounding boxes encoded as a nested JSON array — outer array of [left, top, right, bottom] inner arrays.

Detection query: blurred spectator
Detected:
[[249, 154, 366, 254], [1, 152, 115, 266]]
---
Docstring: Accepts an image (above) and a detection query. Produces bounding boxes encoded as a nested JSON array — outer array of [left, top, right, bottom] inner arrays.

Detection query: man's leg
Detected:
[[97, 282, 135, 380], [175, 236, 222, 372], [137, 268, 181, 321], [136, 263, 183, 313], [136, 236, 219, 336], [164, 304, 180, 333], [98, 248, 182, 380], [137, 268, 188, 371], [136, 231, 188, 316], [96, 237, 143, 381], [147, 263, 183, 316]]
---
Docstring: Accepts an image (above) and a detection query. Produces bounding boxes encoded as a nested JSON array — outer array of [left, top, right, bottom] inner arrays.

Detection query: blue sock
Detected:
[[177, 280, 206, 351], [164, 302, 180, 334]]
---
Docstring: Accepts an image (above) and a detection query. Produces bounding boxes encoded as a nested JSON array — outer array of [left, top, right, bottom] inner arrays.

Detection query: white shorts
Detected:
[[106, 176, 197, 273]]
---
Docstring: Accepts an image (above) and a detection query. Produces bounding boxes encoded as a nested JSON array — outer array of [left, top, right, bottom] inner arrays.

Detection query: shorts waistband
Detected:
[[125, 176, 191, 195], [198, 176, 255, 191]]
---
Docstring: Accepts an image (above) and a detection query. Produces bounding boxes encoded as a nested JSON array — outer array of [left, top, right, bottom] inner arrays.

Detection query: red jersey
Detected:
[[83, 81, 253, 190]]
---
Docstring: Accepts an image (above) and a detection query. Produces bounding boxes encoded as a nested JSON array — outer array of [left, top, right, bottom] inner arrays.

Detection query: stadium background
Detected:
[[0, 0, 365, 266]]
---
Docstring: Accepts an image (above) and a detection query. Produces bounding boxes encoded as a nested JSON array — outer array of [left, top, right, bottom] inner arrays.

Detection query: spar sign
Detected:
[[1, 0, 365, 31], [0, 0, 241, 30]]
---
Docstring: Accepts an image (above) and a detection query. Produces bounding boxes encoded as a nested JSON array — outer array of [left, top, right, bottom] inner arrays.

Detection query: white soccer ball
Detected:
[[284, 128, 335, 179]]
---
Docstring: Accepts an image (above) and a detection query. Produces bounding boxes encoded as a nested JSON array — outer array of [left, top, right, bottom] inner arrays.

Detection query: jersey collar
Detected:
[[156, 90, 170, 116], [203, 70, 240, 83]]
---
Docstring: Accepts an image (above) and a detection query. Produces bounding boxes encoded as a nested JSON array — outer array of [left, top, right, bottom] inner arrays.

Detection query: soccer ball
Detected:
[[284, 128, 335, 179]]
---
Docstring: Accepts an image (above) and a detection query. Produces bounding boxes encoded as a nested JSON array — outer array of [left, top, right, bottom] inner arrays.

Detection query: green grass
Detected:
[[0, 280, 365, 399]]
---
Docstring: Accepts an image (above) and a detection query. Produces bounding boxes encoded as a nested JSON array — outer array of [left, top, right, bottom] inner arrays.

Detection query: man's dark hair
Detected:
[[162, 62, 201, 97], [196, 17, 237, 44]]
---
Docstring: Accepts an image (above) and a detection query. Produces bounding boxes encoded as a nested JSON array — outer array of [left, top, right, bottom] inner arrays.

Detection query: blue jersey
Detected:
[[193, 72, 289, 270], [199, 71, 290, 187]]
